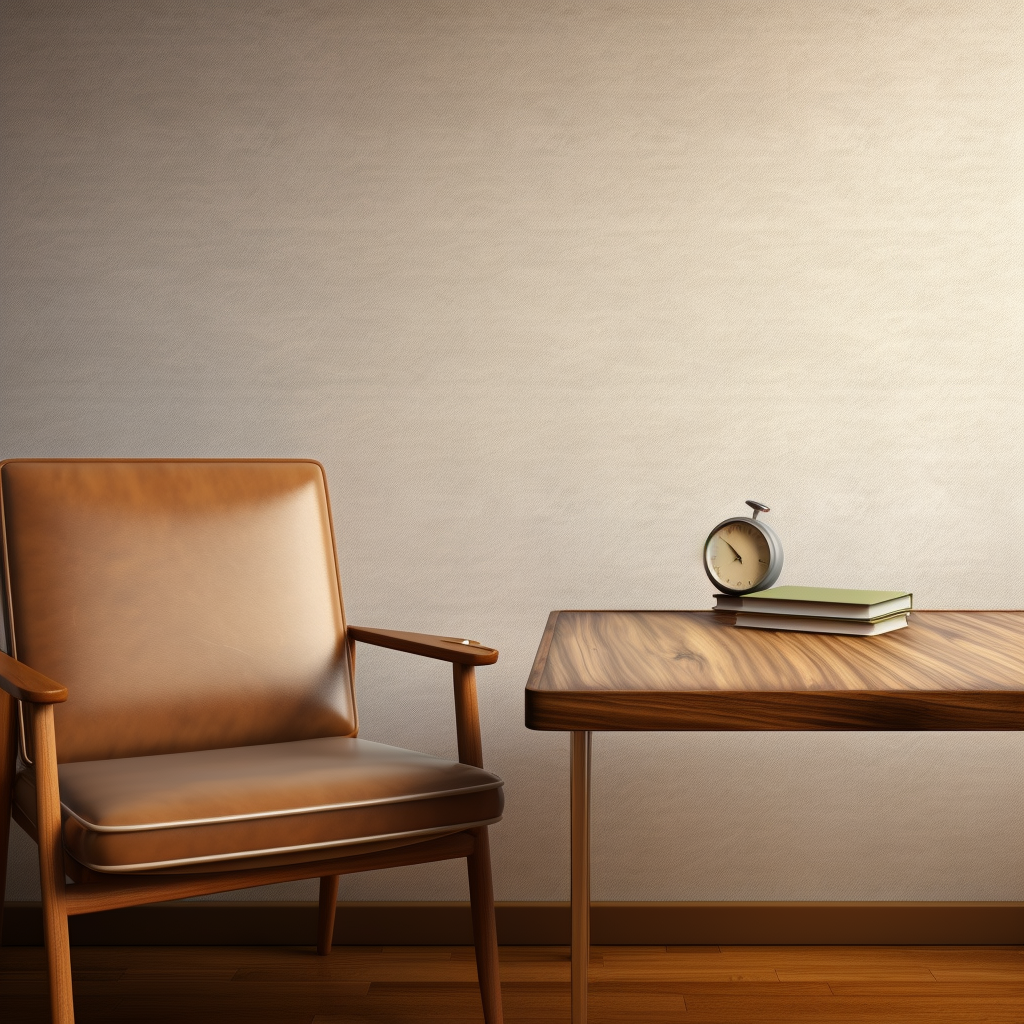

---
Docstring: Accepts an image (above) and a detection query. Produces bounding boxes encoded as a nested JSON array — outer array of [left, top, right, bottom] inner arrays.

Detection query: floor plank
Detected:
[[1, 944, 1021, 1023]]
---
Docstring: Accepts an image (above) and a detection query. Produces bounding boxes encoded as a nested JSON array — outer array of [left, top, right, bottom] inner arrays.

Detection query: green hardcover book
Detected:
[[717, 586, 912, 621]]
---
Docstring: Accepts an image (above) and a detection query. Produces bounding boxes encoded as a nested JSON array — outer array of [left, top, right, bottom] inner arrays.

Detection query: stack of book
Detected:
[[713, 586, 912, 635]]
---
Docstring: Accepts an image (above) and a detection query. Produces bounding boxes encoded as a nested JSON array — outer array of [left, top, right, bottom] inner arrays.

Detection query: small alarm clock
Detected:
[[703, 500, 783, 595]]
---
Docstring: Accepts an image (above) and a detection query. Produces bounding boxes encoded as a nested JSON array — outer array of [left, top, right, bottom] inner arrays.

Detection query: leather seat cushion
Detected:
[[14, 736, 503, 873]]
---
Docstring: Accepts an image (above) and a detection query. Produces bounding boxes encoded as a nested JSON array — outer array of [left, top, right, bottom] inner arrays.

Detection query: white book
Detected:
[[734, 612, 909, 636]]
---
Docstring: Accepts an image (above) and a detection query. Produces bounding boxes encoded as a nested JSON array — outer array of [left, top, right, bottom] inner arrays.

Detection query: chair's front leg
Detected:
[[31, 704, 74, 1024], [453, 664, 503, 1021], [467, 825, 503, 1024]]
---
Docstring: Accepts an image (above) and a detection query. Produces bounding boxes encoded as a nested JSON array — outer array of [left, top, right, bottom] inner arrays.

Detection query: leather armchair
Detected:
[[0, 459, 504, 1023]]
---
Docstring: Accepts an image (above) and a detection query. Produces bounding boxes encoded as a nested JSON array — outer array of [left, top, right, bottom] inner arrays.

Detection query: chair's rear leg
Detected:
[[467, 826, 503, 1024], [317, 874, 340, 955]]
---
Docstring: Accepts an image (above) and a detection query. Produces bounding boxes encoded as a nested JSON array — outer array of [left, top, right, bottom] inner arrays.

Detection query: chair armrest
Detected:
[[0, 649, 68, 704], [348, 626, 498, 666]]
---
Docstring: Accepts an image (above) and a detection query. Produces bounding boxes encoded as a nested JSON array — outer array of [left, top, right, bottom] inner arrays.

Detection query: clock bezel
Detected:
[[703, 515, 784, 596]]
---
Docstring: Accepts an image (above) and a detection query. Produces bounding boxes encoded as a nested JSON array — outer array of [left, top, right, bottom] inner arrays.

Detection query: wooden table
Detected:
[[524, 610, 1024, 1024]]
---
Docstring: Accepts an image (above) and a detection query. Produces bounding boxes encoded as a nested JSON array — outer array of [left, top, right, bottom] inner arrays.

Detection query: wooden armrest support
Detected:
[[0, 649, 68, 703], [348, 626, 498, 666], [348, 627, 494, 766]]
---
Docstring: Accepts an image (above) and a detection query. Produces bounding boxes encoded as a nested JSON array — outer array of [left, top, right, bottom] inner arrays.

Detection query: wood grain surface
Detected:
[[3, 943, 1022, 1023], [525, 611, 1024, 731]]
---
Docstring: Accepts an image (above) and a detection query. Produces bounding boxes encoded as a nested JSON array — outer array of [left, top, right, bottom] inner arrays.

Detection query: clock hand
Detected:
[[722, 540, 743, 563]]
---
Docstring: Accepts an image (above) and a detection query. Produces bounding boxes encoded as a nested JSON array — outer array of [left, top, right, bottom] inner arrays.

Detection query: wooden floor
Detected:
[[2, 944, 1022, 1023]]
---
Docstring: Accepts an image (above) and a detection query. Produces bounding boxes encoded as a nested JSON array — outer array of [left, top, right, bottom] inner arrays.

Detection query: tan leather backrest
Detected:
[[0, 460, 356, 763]]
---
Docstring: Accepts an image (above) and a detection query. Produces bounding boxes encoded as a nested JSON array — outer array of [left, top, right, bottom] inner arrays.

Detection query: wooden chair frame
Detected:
[[0, 627, 503, 1024]]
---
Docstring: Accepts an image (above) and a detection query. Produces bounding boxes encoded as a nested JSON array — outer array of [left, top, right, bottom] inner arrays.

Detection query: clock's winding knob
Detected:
[[745, 499, 770, 521]]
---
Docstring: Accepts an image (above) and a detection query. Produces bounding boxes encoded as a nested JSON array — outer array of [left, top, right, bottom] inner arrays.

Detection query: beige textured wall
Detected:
[[2, 0, 1022, 904]]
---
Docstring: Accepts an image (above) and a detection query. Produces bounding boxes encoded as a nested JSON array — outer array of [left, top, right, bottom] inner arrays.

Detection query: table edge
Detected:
[[525, 687, 1024, 731]]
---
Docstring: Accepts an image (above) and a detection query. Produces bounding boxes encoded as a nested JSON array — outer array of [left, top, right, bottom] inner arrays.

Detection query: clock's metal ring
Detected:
[[703, 515, 783, 596]]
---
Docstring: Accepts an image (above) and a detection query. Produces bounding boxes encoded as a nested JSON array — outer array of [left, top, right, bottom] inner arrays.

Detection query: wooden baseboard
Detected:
[[3, 900, 1022, 946]]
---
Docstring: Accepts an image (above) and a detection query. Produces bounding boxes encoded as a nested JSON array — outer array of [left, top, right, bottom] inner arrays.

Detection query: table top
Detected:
[[525, 610, 1024, 731]]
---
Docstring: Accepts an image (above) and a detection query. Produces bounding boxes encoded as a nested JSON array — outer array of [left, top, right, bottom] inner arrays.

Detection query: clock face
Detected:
[[705, 520, 773, 593]]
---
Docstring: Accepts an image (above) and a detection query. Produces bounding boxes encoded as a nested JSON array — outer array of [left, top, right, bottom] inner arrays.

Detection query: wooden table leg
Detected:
[[570, 731, 591, 1024]]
